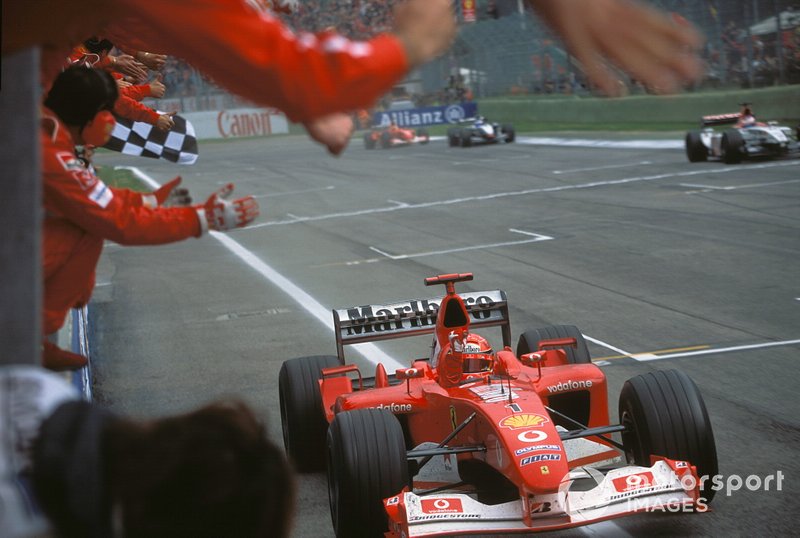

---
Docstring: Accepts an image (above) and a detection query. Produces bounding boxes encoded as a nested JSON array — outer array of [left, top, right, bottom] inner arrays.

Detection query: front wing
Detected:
[[384, 459, 701, 537]]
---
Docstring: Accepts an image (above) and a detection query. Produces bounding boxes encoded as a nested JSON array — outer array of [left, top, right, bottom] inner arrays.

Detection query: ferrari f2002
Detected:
[[279, 273, 718, 537]]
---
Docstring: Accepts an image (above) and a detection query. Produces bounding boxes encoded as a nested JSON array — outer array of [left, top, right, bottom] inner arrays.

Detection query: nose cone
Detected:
[[497, 412, 569, 494]]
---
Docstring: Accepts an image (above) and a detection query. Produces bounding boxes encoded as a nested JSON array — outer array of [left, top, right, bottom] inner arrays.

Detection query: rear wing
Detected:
[[332, 290, 510, 363], [701, 113, 740, 127]]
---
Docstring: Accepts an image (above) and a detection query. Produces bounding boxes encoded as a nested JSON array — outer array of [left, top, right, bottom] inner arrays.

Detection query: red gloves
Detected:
[[197, 183, 260, 233]]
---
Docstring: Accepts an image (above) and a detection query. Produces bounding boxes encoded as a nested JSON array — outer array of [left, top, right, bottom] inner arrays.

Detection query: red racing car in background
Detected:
[[364, 122, 430, 149], [279, 273, 718, 538]]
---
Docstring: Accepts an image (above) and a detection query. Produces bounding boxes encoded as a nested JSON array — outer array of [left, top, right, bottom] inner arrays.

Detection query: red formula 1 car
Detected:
[[279, 273, 718, 538], [364, 124, 430, 149]]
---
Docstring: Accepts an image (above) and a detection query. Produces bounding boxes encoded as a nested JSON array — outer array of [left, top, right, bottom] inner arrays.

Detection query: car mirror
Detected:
[[395, 367, 424, 380]]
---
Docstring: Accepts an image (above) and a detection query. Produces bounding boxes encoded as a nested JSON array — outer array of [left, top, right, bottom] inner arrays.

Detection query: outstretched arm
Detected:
[[529, 0, 704, 96]]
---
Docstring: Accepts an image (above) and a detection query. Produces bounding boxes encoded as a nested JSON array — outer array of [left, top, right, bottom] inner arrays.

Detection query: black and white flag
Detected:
[[104, 113, 199, 164]]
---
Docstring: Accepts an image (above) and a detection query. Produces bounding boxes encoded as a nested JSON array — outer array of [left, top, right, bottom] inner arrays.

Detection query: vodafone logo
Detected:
[[421, 498, 464, 514], [517, 430, 548, 443]]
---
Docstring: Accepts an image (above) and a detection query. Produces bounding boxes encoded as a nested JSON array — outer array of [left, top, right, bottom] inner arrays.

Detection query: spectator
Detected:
[[0, 364, 292, 538]]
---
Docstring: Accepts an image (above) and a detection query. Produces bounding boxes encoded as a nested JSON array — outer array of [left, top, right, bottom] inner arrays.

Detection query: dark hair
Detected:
[[84, 36, 115, 55], [104, 400, 294, 538], [44, 66, 118, 127]]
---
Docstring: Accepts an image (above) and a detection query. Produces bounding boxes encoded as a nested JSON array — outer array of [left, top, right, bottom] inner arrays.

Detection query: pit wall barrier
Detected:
[[181, 107, 289, 140], [477, 86, 800, 127]]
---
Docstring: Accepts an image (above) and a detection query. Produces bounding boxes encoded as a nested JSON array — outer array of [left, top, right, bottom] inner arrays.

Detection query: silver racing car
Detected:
[[685, 106, 799, 164]]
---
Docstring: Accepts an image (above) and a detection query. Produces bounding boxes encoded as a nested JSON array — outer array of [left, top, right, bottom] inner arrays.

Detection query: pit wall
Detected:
[[477, 86, 800, 127]]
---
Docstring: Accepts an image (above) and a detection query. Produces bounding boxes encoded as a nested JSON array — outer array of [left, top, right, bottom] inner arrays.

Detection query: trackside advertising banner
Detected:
[[182, 108, 288, 140], [373, 102, 478, 128]]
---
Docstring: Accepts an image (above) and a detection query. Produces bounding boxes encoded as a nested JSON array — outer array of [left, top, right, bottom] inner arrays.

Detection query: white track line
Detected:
[[370, 229, 553, 260], [246, 160, 799, 229], [211, 231, 404, 370], [635, 338, 800, 362], [517, 136, 683, 149], [128, 167, 404, 371], [680, 178, 800, 191], [553, 161, 652, 174]]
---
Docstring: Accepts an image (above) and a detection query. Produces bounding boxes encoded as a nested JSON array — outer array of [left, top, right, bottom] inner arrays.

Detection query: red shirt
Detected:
[[18, 0, 408, 122], [41, 107, 201, 249]]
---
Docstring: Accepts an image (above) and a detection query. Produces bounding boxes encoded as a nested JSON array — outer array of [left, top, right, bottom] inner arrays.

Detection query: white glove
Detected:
[[196, 183, 259, 233]]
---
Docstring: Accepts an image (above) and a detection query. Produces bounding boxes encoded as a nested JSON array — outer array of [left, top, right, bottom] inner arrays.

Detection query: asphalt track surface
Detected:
[[91, 132, 799, 537]]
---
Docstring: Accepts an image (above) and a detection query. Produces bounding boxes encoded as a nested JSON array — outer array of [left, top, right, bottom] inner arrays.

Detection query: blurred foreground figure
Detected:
[[0, 365, 293, 538]]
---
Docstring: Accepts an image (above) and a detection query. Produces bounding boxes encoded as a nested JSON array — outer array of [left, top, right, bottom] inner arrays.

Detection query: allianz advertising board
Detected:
[[373, 102, 478, 127]]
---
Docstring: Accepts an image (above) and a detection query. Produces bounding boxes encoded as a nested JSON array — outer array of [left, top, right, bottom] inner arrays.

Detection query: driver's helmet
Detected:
[[475, 115, 485, 124], [462, 333, 493, 373], [740, 114, 756, 127]]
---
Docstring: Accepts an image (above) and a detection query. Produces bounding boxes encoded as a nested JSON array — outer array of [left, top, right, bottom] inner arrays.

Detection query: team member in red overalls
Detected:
[[41, 66, 259, 370]]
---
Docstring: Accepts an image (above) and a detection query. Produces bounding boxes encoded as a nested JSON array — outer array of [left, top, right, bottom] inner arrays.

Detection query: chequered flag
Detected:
[[104, 113, 199, 164]]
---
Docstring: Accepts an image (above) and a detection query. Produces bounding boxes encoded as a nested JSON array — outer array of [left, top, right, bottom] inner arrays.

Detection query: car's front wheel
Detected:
[[417, 128, 430, 144], [502, 124, 515, 143], [685, 130, 707, 162], [279, 355, 340, 472], [619, 369, 719, 502], [516, 324, 591, 364], [721, 129, 744, 164], [327, 409, 408, 538]]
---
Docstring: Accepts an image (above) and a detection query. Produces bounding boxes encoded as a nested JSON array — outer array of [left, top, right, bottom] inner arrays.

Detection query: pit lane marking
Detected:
[[553, 161, 652, 174], [128, 167, 405, 371], [369, 229, 553, 260], [244, 160, 799, 230]]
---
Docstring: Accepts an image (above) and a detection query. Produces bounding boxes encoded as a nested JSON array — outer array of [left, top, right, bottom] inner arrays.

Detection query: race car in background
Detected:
[[364, 123, 430, 149], [279, 273, 718, 538], [448, 116, 515, 147], [685, 107, 799, 164]]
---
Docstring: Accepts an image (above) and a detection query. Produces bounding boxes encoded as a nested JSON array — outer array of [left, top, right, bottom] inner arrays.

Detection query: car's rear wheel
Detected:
[[279, 355, 340, 472], [685, 130, 707, 162], [380, 131, 392, 148], [363, 132, 375, 149], [516, 324, 591, 364], [327, 409, 408, 538], [619, 369, 719, 502], [447, 127, 459, 147], [721, 129, 744, 164], [417, 128, 430, 144], [461, 129, 472, 147], [502, 124, 515, 143]]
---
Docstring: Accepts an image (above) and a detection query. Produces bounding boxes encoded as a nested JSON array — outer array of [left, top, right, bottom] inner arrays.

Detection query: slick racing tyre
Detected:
[[327, 409, 408, 538], [721, 129, 744, 164], [516, 324, 591, 364], [363, 132, 376, 149], [502, 124, 515, 143], [279, 355, 340, 472], [417, 128, 430, 144], [685, 130, 707, 162], [448, 127, 459, 147], [460, 129, 472, 147], [619, 369, 719, 502], [380, 130, 392, 148]]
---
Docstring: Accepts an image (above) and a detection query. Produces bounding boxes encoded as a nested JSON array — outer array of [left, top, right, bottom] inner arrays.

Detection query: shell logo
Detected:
[[499, 413, 549, 429]]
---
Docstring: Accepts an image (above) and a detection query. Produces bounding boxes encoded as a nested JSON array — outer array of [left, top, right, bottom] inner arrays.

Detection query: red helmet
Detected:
[[462, 333, 493, 373]]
